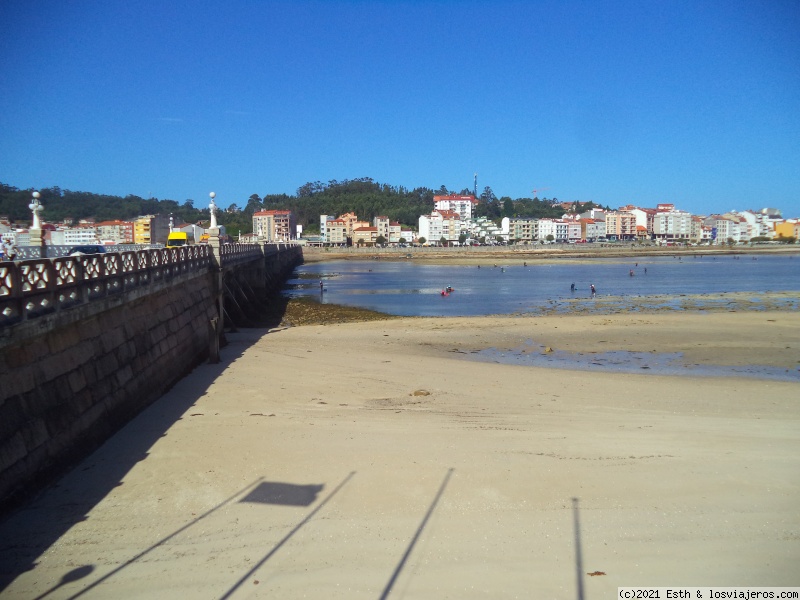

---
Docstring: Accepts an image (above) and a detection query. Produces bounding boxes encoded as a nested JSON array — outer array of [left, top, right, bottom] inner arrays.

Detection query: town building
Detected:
[[579, 218, 605, 242], [652, 210, 694, 243], [605, 211, 636, 241], [501, 217, 537, 243], [133, 214, 169, 245], [353, 226, 378, 246], [96, 220, 134, 244], [253, 210, 295, 242], [433, 195, 478, 221], [418, 210, 461, 245], [48, 226, 100, 246]]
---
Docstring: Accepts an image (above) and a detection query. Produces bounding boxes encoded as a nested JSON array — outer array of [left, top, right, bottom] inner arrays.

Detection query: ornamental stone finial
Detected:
[[209, 192, 218, 229], [29, 191, 43, 229]]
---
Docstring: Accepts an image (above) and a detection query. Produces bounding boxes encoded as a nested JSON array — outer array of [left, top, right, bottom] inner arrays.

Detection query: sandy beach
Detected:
[[1, 310, 799, 598]]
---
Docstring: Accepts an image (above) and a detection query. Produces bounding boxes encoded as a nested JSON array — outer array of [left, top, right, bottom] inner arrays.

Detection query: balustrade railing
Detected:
[[0, 242, 299, 327], [0, 245, 213, 326]]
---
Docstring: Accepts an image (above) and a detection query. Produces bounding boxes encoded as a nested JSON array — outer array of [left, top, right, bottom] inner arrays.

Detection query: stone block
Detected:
[[40, 353, 71, 383], [68, 368, 87, 394], [158, 304, 176, 323], [115, 339, 133, 364], [0, 365, 36, 400], [46, 327, 81, 355], [19, 419, 50, 452], [44, 402, 76, 437], [0, 432, 27, 471], [100, 326, 125, 354], [167, 318, 180, 334], [95, 353, 119, 381], [71, 401, 108, 440], [0, 396, 27, 441], [82, 315, 102, 339], [71, 388, 97, 416], [149, 323, 167, 344], [81, 361, 98, 386], [115, 365, 133, 389]]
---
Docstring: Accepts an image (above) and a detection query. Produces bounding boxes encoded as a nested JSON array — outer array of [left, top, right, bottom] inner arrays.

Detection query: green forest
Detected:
[[0, 179, 600, 236]]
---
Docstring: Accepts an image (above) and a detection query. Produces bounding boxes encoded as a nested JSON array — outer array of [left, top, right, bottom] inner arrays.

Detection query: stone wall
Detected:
[[0, 268, 218, 513], [0, 244, 303, 514]]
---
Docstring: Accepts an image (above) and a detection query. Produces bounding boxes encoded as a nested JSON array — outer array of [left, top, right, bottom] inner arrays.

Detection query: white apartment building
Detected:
[[433, 195, 477, 221], [387, 222, 402, 244], [320, 215, 335, 242], [624, 207, 656, 237], [537, 219, 569, 242], [707, 216, 740, 244], [580, 218, 605, 241], [419, 210, 460, 244], [373, 216, 390, 241], [501, 217, 537, 243], [652, 210, 693, 243], [567, 221, 582, 242], [326, 219, 349, 245], [49, 227, 100, 246]]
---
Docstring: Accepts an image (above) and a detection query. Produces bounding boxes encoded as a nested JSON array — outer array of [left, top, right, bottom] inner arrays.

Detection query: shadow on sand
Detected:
[[0, 322, 280, 594]]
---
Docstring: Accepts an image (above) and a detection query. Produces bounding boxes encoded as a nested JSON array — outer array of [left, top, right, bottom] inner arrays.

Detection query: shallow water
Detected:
[[463, 341, 800, 382], [285, 254, 800, 381], [286, 254, 800, 317]]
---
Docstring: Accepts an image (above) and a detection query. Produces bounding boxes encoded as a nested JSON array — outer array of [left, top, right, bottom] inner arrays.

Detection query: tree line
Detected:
[[1, 179, 602, 236]]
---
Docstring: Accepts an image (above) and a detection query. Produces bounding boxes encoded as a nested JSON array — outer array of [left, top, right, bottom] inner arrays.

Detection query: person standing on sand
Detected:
[[590, 284, 596, 298]]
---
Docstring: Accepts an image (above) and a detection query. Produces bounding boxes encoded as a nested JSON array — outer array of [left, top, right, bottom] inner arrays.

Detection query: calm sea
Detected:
[[285, 253, 800, 317]]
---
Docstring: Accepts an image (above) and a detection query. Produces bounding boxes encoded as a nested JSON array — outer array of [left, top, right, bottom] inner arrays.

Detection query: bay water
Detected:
[[285, 253, 800, 317]]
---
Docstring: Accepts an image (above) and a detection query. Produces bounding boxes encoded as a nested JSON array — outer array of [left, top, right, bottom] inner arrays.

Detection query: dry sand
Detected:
[[1, 311, 799, 599]]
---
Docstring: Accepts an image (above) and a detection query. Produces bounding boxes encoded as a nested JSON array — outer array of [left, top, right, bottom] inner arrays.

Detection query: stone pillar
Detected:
[[254, 240, 268, 293], [207, 192, 224, 361]]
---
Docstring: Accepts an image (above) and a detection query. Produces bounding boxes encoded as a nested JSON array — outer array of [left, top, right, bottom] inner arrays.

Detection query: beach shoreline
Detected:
[[1, 309, 798, 597], [300, 243, 800, 265]]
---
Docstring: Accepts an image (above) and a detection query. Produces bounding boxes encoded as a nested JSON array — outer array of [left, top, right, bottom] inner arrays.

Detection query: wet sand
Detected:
[[0, 311, 798, 598]]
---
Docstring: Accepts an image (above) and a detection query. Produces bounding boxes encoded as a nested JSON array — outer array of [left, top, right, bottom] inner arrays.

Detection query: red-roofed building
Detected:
[[353, 226, 378, 246]]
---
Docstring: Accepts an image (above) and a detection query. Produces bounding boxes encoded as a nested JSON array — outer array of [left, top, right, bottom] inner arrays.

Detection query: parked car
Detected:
[[68, 245, 107, 255]]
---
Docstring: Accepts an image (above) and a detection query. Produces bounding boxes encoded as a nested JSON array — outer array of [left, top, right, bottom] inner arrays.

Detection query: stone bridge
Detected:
[[0, 240, 303, 513]]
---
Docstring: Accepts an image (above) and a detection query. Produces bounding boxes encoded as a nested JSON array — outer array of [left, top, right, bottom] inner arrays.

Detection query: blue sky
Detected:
[[1, 0, 798, 216]]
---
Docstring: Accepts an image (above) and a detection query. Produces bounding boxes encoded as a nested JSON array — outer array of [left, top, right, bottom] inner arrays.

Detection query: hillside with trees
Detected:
[[1, 179, 598, 236]]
